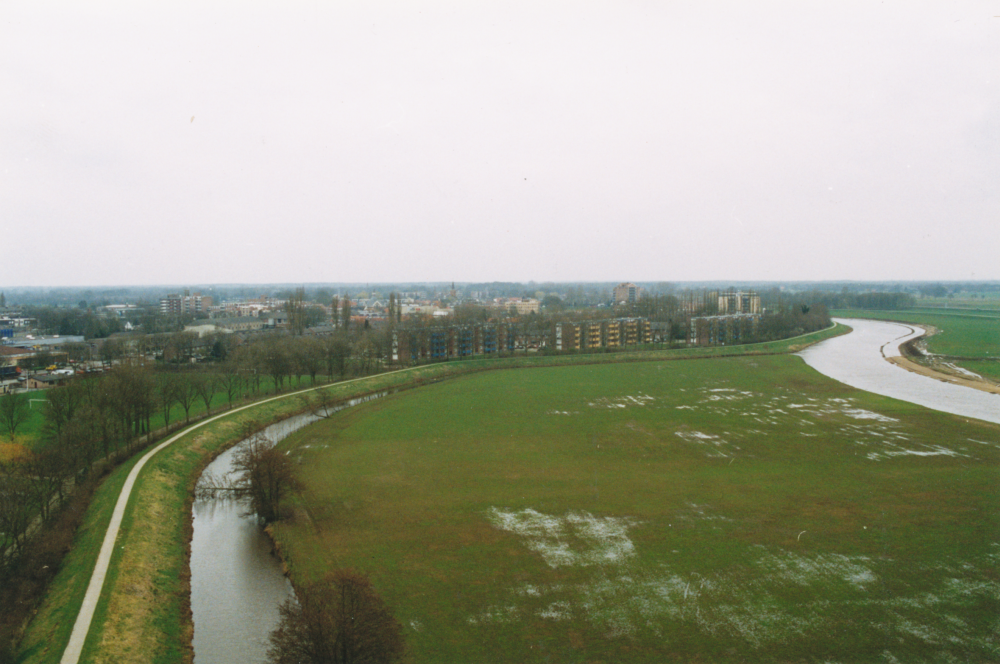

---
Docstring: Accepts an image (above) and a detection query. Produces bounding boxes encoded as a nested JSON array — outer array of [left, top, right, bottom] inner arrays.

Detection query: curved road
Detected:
[[797, 318, 1000, 425]]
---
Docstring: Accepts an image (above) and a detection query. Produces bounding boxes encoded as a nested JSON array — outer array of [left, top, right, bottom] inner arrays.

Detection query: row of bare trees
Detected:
[[0, 362, 166, 569], [0, 326, 394, 575]]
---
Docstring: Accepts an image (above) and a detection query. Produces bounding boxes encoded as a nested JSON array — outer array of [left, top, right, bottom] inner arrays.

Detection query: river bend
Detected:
[[798, 318, 999, 425]]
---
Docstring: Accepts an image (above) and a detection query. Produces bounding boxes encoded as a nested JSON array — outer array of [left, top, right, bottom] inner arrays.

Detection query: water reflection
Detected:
[[190, 392, 391, 663], [191, 412, 320, 664]]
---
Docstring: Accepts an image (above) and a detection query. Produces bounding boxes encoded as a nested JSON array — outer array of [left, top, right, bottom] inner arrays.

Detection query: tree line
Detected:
[[0, 325, 394, 577], [794, 290, 915, 311]]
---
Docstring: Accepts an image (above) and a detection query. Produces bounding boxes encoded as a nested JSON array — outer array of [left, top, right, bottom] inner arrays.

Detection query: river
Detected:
[[798, 318, 1000, 425]]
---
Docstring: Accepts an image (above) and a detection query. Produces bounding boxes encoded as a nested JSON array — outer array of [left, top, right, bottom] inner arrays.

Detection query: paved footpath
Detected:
[[59, 369, 413, 664]]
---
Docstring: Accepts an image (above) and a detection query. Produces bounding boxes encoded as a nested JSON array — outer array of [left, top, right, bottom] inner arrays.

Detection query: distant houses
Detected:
[[160, 291, 213, 315], [24, 373, 72, 390]]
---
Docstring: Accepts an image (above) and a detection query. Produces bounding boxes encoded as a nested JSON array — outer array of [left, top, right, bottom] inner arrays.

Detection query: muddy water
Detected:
[[798, 318, 1000, 425]]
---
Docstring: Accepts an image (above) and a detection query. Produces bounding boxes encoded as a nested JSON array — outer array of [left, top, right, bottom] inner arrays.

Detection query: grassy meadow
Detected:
[[273, 356, 1000, 663]]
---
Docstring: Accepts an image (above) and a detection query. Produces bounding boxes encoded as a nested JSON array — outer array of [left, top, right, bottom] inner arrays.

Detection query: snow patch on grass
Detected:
[[539, 601, 572, 620], [866, 444, 967, 461], [754, 547, 877, 589], [588, 394, 656, 409], [466, 604, 519, 625], [944, 362, 982, 379], [841, 408, 899, 423], [486, 508, 641, 568], [474, 525, 999, 656], [676, 502, 732, 522], [674, 431, 740, 457]]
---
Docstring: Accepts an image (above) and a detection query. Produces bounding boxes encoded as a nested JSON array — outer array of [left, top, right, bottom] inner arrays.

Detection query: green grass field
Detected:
[[912, 296, 1000, 312], [273, 356, 1000, 663]]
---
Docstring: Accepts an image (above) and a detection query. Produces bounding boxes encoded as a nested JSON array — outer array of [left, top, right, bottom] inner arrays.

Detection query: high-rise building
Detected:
[[613, 283, 642, 304], [160, 292, 213, 315], [718, 290, 761, 315]]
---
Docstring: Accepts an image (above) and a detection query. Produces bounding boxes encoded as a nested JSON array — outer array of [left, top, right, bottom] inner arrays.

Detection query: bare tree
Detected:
[[295, 336, 324, 385], [192, 372, 218, 416], [217, 358, 246, 408], [157, 372, 181, 429], [340, 294, 352, 330], [164, 331, 199, 364], [260, 336, 292, 393], [197, 432, 297, 523], [232, 344, 263, 396], [24, 445, 72, 522], [99, 337, 124, 369], [0, 392, 30, 442], [105, 363, 156, 448], [174, 372, 198, 424], [0, 460, 33, 560], [300, 389, 340, 420], [42, 380, 85, 441], [267, 570, 405, 664], [286, 287, 308, 336], [322, 333, 351, 381]]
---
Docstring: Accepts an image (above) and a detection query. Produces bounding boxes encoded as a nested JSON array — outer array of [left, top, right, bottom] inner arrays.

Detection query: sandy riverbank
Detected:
[[887, 356, 1000, 395]]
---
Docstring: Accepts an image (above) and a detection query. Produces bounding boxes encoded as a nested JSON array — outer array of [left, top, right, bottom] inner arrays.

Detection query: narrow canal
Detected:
[[189, 413, 319, 664], [190, 392, 389, 663]]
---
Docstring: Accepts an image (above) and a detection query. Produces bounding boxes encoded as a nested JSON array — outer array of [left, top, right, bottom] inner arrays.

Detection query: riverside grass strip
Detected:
[[272, 355, 1000, 664], [16, 325, 845, 664]]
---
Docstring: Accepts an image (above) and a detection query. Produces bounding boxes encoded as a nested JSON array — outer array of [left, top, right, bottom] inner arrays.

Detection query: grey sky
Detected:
[[2, 0, 998, 287]]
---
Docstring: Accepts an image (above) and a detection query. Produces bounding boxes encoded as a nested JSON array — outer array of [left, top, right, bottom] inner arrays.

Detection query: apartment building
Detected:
[[160, 292, 214, 316], [718, 290, 761, 315], [613, 283, 642, 304]]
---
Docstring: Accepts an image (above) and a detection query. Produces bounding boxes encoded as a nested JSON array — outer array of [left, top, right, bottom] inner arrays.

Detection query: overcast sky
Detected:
[[2, 0, 998, 287]]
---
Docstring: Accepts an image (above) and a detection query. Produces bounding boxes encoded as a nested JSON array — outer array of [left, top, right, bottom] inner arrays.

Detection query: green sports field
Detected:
[[273, 355, 1000, 663]]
